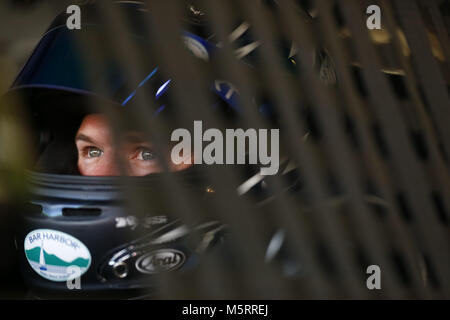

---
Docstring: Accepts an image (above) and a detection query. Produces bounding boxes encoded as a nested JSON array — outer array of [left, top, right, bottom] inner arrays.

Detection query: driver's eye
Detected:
[[138, 148, 156, 161], [87, 147, 103, 158]]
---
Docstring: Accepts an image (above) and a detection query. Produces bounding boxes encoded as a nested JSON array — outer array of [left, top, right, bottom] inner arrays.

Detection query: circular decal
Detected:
[[24, 229, 91, 282]]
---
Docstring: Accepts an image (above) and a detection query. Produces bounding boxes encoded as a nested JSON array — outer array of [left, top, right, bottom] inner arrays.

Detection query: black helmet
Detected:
[[5, 1, 304, 299]]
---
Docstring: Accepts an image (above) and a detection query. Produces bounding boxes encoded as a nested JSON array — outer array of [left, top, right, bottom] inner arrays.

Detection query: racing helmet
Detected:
[[3, 1, 308, 299]]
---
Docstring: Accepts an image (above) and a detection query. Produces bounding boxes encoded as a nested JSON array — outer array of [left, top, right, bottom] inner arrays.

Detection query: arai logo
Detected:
[[24, 229, 91, 282], [136, 249, 186, 274]]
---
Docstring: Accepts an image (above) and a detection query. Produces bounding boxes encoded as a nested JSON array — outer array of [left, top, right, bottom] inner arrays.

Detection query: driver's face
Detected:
[[75, 114, 190, 176]]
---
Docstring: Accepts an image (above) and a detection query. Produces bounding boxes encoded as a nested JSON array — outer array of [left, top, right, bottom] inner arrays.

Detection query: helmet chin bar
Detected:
[[16, 171, 221, 298], [17, 161, 303, 299]]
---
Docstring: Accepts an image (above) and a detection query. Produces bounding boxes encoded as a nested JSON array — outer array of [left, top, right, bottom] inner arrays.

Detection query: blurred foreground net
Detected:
[[0, 0, 449, 299]]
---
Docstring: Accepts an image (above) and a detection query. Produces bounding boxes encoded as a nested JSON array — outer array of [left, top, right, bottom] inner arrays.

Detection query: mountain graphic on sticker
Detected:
[[24, 229, 92, 282], [25, 246, 90, 268]]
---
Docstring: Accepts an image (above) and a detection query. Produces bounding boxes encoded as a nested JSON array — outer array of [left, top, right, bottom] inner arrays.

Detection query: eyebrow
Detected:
[[75, 133, 98, 145], [76, 132, 150, 145]]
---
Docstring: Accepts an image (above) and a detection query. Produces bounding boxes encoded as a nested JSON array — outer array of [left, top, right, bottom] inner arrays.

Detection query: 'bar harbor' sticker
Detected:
[[24, 229, 91, 282]]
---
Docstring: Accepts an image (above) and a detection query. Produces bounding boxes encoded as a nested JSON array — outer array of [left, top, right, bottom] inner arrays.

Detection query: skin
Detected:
[[75, 113, 191, 176]]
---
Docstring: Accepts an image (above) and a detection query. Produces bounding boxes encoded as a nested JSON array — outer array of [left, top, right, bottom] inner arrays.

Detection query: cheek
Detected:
[[78, 155, 118, 176], [169, 152, 193, 171], [127, 160, 163, 176], [78, 158, 100, 176], [170, 161, 192, 172], [127, 158, 192, 176]]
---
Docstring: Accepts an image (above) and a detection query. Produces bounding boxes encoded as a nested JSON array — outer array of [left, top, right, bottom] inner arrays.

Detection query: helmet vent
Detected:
[[62, 208, 102, 217]]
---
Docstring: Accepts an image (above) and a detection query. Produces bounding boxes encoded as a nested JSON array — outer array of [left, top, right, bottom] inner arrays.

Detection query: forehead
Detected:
[[77, 114, 112, 136], [77, 114, 147, 143]]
